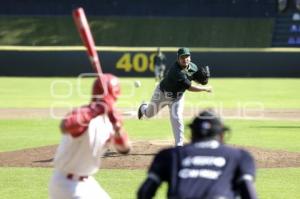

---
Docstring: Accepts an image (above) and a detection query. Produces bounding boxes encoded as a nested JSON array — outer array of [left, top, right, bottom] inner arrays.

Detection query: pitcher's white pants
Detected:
[[49, 170, 110, 199], [142, 85, 184, 146]]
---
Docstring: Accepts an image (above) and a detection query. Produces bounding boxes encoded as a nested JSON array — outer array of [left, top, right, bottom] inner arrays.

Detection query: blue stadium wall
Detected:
[[0, 47, 299, 77], [0, 0, 277, 17]]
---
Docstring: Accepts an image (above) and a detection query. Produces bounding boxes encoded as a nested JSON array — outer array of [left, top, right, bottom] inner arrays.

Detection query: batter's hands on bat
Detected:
[[112, 127, 131, 154]]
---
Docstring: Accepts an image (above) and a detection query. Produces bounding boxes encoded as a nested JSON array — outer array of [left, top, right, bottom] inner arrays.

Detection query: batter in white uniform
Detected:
[[49, 74, 131, 199], [138, 48, 212, 146]]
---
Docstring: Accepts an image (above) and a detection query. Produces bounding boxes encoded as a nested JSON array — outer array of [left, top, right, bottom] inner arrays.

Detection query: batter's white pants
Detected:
[[142, 85, 185, 146], [49, 170, 110, 199]]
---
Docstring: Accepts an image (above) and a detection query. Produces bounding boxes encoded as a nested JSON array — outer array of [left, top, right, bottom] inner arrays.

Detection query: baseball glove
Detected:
[[193, 66, 210, 85]]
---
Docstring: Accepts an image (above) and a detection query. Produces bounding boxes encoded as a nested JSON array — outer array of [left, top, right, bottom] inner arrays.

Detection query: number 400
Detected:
[[116, 53, 156, 73]]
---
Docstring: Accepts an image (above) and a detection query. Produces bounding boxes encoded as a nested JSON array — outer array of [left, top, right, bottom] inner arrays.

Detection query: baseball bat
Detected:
[[72, 7, 105, 93]]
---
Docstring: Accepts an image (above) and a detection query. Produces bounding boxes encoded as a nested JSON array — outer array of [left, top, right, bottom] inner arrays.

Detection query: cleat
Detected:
[[138, 103, 146, 120]]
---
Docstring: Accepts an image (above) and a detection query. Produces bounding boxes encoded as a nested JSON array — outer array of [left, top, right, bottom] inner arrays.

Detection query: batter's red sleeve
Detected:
[[61, 104, 105, 137]]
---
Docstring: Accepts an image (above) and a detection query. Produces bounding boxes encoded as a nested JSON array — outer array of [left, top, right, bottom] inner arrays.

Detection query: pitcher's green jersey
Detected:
[[160, 61, 198, 98]]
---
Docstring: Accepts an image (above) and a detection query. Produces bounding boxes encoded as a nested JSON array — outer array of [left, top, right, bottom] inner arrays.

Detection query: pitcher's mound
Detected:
[[0, 141, 300, 169]]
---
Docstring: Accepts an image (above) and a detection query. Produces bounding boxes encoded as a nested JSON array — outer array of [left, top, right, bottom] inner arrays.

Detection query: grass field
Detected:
[[0, 168, 299, 199], [0, 118, 300, 152], [1, 77, 300, 108], [0, 168, 300, 199], [0, 77, 299, 199]]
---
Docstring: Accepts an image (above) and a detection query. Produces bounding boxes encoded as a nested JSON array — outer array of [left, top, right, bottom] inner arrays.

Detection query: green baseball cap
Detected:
[[177, 47, 191, 57]]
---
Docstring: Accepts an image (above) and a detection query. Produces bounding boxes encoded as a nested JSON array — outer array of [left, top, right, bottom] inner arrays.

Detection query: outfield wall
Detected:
[[0, 47, 299, 77]]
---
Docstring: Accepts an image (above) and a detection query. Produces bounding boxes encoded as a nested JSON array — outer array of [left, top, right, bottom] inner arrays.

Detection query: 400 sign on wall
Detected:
[[115, 52, 156, 73]]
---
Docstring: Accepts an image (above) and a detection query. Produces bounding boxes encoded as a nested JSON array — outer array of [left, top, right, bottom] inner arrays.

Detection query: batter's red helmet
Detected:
[[92, 73, 121, 101]]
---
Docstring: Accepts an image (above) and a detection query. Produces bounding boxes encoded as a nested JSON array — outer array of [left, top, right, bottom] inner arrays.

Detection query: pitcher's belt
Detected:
[[66, 173, 88, 181]]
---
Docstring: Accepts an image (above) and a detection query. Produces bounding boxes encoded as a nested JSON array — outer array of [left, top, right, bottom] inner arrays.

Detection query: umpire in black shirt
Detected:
[[137, 110, 257, 199]]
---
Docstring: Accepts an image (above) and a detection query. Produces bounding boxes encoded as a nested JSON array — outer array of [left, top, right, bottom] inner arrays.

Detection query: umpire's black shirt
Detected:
[[142, 140, 256, 199]]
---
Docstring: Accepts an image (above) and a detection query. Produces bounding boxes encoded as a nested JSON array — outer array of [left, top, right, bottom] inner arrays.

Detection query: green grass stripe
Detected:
[[256, 168, 300, 199], [0, 119, 61, 152], [0, 167, 299, 199], [1, 77, 300, 108], [0, 118, 299, 152], [225, 119, 300, 152], [0, 167, 52, 199]]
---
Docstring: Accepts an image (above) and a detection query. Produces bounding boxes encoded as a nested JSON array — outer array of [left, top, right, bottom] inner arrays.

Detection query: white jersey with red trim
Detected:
[[53, 114, 113, 176]]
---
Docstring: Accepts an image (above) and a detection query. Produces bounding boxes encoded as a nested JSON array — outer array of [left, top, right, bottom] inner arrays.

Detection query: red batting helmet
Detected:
[[92, 73, 121, 102]]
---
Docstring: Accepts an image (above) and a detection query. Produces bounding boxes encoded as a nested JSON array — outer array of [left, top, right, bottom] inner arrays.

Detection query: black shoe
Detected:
[[138, 103, 146, 120]]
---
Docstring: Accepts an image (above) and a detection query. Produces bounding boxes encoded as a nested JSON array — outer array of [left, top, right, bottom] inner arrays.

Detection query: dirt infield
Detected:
[[0, 141, 300, 169], [0, 107, 299, 169]]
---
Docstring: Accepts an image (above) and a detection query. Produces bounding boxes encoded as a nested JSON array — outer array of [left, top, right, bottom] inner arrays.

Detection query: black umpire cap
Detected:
[[189, 110, 229, 139]]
